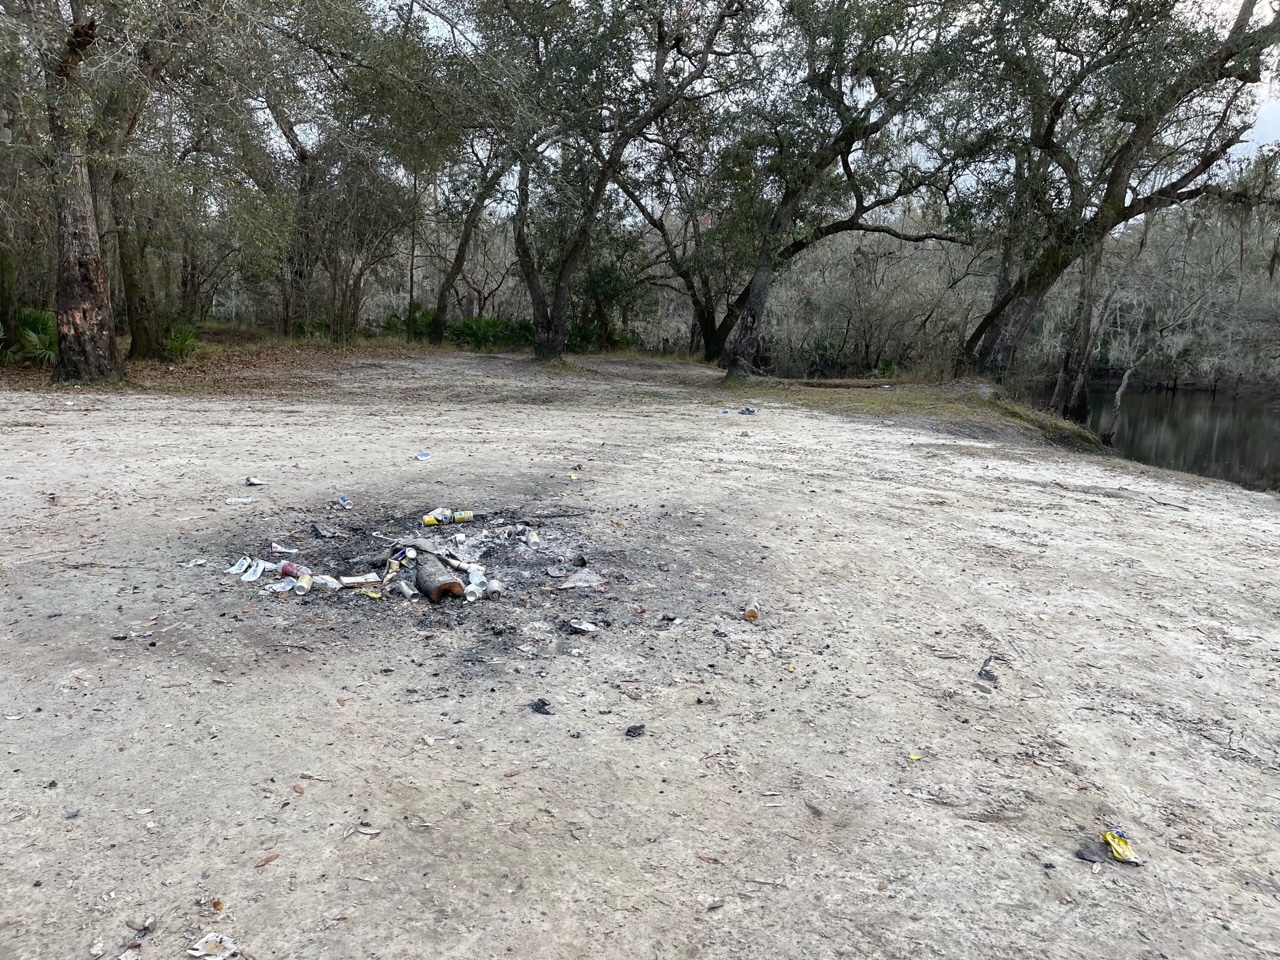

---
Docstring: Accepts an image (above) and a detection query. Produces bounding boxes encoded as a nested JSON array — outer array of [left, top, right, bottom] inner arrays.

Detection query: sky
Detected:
[[1251, 98, 1280, 144]]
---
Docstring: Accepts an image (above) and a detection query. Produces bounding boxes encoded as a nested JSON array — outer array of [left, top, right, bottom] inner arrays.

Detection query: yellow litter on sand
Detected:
[[1102, 830, 1142, 865]]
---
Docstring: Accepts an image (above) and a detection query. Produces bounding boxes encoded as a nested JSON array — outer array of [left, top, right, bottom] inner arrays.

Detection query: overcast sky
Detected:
[[1251, 98, 1280, 144]]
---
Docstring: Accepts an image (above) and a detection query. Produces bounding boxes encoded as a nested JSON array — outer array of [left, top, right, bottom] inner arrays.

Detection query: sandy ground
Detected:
[[1, 353, 1278, 960]]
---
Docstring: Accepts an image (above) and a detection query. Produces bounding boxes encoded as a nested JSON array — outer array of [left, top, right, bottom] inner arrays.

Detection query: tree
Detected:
[[620, 0, 978, 368], [40, 10, 121, 380], [499, 0, 749, 359], [963, 0, 1280, 377], [0, 98, 18, 352]]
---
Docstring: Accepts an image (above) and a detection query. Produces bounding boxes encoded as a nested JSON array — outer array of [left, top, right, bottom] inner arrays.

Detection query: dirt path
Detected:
[[1, 354, 1278, 960]]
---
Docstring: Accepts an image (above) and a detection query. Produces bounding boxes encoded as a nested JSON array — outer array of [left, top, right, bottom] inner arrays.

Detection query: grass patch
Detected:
[[720, 376, 1104, 451]]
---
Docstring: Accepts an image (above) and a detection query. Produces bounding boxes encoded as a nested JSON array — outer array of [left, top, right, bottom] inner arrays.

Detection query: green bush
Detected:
[[564, 321, 639, 353], [3, 308, 57, 367], [383, 301, 435, 338], [869, 359, 904, 379], [449, 315, 534, 350], [167, 325, 198, 360], [289, 316, 329, 339]]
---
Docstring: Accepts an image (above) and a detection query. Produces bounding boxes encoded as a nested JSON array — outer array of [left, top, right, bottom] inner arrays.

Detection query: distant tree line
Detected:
[[3, 0, 1280, 419]]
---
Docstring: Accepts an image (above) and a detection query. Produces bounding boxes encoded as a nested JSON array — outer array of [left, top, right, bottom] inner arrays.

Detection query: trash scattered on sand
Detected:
[[225, 497, 252, 505], [336, 495, 353, 510], [416, 451, 432, 461], [418, 569, 465, 603], [738, 407, 756, 415], [241, 559, 269, 582], [423, 507, 483, 525], [977, 655, 999, 685], [625, 724, 646, 738], [530, 698, 554, 715], [212, 501, 627, 653], [187, 933, 236, 958], [558, 568, 605, 589], [1102, 829, 1143, 865], [245, 477, 267, 486]]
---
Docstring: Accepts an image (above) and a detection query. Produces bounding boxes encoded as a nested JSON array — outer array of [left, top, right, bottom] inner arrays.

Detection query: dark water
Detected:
[[1086, 387, 1280, 491]]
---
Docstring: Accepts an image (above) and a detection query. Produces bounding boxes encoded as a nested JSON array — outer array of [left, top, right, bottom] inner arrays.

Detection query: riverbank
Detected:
[[1, 353, 1277, 960]]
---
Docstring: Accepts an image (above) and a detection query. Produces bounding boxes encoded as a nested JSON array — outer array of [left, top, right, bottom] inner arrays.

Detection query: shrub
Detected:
[[382, 301, 435, 339], [3, 309, 57, 367], [449, 315, 534, 350], [167, 325, 199, 360]]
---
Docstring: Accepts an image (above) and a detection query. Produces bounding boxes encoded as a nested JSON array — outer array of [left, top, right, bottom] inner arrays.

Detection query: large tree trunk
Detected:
[[513, 161, 560, 358], [976, 291, 1042, 377], [113, 175, 164, 360], [48, 110, 120, 382], [966, 245, 1076, 378], [722, 254, 775, 375], [1050, 245, 1104, 422], [534, 275, 573, 359], [702, 321, 732, 363]]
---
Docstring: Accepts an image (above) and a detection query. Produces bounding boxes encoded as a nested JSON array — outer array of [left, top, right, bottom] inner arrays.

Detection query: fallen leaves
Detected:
[[254, 853, 279, 868]]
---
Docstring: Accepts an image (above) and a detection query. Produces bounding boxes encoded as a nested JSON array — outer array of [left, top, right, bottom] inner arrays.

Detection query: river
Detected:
[[1086, 387, 1280, 492]]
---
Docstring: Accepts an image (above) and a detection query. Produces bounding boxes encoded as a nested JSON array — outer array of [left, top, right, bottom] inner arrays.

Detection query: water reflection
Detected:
[[1086, 388, 1280, 491]]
